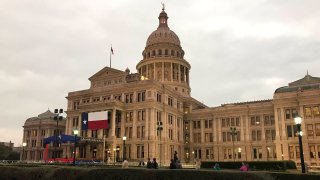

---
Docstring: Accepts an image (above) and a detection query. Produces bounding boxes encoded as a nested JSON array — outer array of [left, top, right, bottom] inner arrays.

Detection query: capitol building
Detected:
[[22, 7, 320, 166]]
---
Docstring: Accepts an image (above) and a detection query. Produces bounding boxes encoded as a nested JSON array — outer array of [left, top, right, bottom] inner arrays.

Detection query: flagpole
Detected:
[[109, 45, 112, 68]]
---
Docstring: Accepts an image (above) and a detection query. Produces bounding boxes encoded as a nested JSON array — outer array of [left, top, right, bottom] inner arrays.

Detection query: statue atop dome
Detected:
[[161, 2, 165, 11]]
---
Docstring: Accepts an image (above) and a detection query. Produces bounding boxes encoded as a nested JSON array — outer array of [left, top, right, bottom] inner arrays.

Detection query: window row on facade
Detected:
[[143, 49, 184, 59]]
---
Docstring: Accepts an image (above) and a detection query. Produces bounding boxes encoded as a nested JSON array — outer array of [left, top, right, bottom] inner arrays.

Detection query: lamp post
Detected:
[[294, 115, 306, 173], [73, 129, 78, 166], [54, 108, 63, 159], [22, 142, 27, 161], [230, 127, 237, 162], [113, 148, 116, 166], [123, 136, 127, 160], [157, 121, 163, 167]]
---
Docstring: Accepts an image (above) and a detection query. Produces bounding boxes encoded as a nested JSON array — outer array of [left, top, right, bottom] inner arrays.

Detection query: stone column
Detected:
[[111, 108, 116, 137]]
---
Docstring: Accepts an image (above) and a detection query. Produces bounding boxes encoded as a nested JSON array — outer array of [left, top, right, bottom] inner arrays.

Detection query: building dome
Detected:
[[145, 8, 181, 47], [146, 28, 181, 47], [137, 6, 191, 97]]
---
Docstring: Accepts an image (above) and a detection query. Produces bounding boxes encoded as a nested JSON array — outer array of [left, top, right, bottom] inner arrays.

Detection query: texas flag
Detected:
[[82, 111, 109, 130]]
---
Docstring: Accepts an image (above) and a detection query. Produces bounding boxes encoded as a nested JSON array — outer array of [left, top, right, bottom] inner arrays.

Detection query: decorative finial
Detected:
[[307, 70, 309, 76], [161, 2, 165, 11]]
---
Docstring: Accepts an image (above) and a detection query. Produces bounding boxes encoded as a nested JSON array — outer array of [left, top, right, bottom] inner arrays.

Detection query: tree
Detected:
[[0, 144, 19, 160]]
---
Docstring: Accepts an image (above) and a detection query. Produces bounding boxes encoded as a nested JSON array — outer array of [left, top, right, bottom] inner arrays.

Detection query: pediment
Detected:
[[289, 74, 320, 87], [89, 66, 126, 81]]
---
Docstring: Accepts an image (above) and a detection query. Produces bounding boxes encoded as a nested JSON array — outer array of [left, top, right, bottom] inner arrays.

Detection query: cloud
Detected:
[[0, 0, 320, 145]]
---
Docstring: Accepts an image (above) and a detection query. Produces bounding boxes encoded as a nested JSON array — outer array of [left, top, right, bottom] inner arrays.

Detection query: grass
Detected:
[[0, 164, 319, 180]]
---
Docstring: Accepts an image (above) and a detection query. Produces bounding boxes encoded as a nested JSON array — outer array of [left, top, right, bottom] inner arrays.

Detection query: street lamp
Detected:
[[113, 148, 116, 166], [123, 136, 127, 160], [22, 142, 27, 161], [54, 108, 63, 159], [73, 129, 78, 166], [230, 127, 237, 162], [157, 121, 163, 167], [294, 115, 306, 173]]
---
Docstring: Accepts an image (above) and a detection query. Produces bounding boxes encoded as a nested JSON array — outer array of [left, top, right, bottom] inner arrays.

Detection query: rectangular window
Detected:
[[209, 120, 213, 128], [309, 145, 316, 159], [205, 133, 209, 142], [285, 109, 291, 119], [91, 130, 98, 138], [264, 115, 270, 125], [231, 118, 235, 126], [287, 125, 293, 137], [236, 118, 240, 126], [257, 130, 261, 141], [270, 115, 275, 125], [250, 116, 261, 126], [222, 118, 226, 127], [41, 130, 46, 136], [227, 132, 231, 141], [197, 121, 201, 129], [72, 117, 79, 127], [305, 107, 312, 118], [313, 106, 320, 118], [253, 148, 258, 159], [222, 132, 226, 142], [292, 109, 298, 118], [252, 130, 257, 141], [168, 97, 173, 106], [73, 101, 80, 110], [157, 93, 162, 102], [210, 133, 213, 142], [193, 121, 196, 129], [193, 133, 197, 143], [266, 129, 271, 141], [137, 91, 146, 102], [307, 124, 314, 138], [271, 129, 276, 140], [315, 123, 320, 136], [205, 120, 208, 128], [137, 126, 141, 138], [295, 146, 300, 158]]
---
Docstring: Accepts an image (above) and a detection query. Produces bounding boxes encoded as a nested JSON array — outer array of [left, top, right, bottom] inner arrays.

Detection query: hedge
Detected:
[[201, 160, 296, 171]]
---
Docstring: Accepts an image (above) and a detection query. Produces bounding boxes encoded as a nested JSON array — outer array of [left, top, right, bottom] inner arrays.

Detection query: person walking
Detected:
[[122, 159, 129, 168], [146, 158, 152, 169], [152, 158, 159, 169], [240, 162, 248, 171], [195, 158, 201, 170], [170, 159, 176, 169]]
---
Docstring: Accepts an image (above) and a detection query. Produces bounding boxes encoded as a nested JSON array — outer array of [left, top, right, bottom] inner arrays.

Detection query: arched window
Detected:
[[158, 49, 162, 56]]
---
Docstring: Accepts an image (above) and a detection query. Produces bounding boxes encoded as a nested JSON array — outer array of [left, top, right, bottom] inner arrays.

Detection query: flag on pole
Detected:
[[111, 46, 114, 55], [81, 112, 88, 130], [82, 111, 109, 130]]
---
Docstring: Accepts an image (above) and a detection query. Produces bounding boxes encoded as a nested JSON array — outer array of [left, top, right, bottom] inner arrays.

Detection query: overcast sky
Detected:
[[1, 0, 320, 146]]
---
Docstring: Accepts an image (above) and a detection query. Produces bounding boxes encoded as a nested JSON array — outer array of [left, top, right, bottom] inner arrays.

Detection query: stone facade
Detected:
[[22, 8, 320, 166], [22, 110, 66, 161]]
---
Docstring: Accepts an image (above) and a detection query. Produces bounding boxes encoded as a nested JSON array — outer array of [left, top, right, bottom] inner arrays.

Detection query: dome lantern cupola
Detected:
[[158, 4, 168, 28]]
